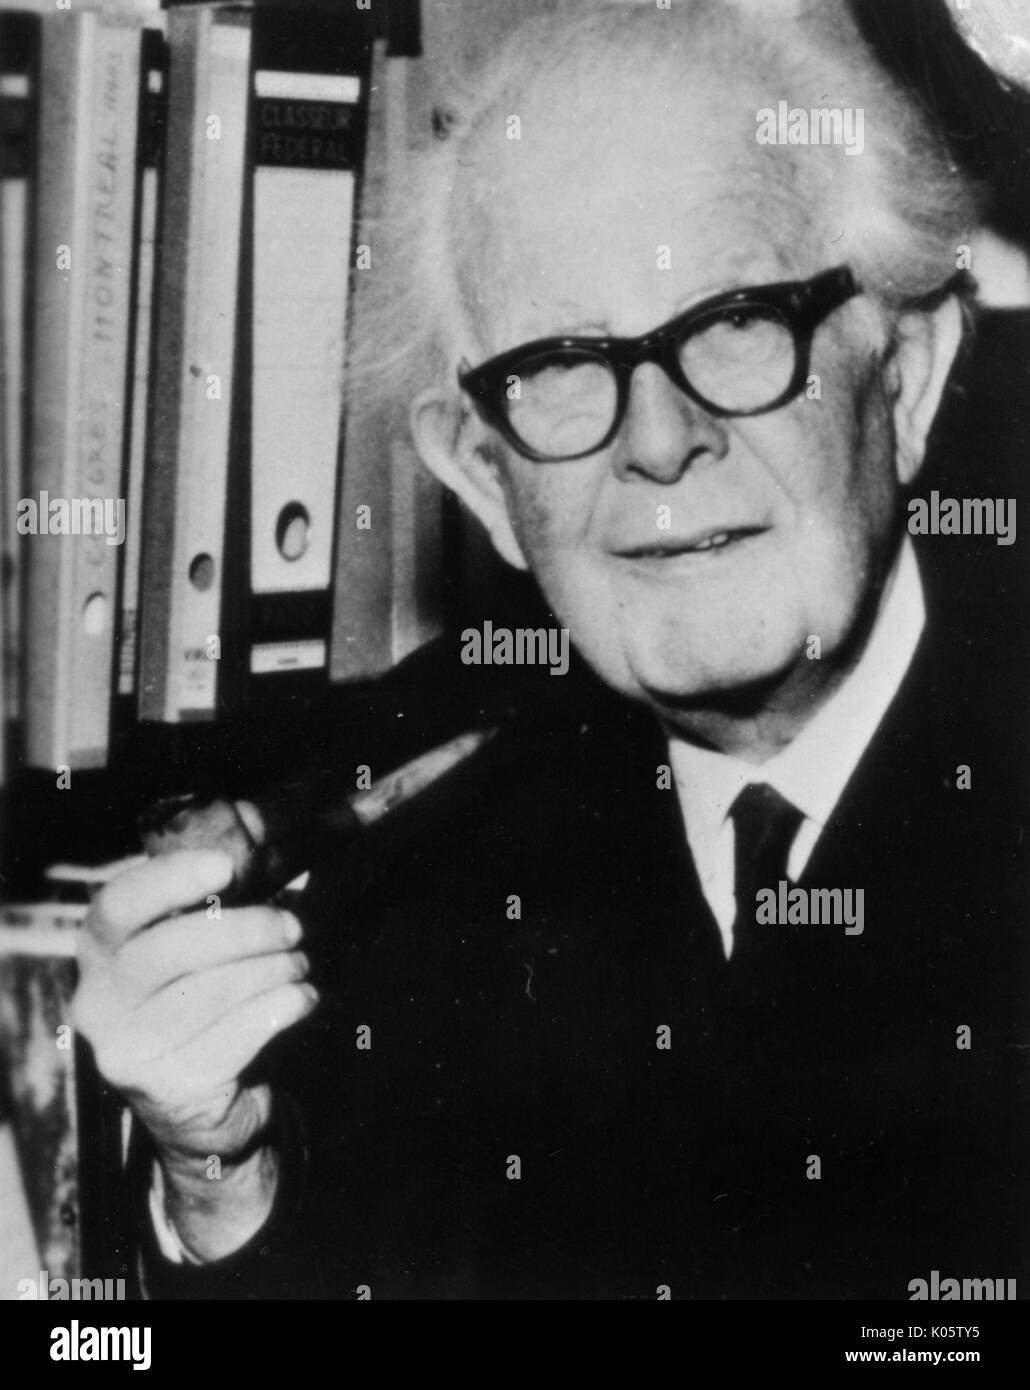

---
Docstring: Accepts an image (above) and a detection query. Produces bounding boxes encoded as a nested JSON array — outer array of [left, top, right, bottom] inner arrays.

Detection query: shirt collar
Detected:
[[668, 537, 925, 846]]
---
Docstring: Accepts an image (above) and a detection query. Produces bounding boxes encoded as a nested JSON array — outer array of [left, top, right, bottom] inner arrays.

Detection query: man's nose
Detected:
[[609, 363, 730, 483]]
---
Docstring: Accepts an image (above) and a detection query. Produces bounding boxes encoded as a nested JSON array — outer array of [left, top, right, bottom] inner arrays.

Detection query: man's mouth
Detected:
[[613, 526, 768, 559]]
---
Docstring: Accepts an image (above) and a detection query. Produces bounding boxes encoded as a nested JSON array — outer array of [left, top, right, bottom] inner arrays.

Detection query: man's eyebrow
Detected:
[[511, 310, 609, 341], [510, 286, 761, 346], [501, 264, 803, 349], [669, 272, 799, 318]]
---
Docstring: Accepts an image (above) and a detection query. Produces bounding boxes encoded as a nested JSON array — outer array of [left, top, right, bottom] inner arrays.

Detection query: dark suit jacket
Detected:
[[135, 545, 1030, 1300]]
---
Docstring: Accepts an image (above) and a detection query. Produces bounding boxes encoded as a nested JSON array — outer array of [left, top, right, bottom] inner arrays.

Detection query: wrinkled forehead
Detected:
[[450, 67, 819, 351]]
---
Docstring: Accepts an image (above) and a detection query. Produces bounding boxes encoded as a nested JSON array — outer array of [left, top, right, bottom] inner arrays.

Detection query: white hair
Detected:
[[348, 0, 983, 416]]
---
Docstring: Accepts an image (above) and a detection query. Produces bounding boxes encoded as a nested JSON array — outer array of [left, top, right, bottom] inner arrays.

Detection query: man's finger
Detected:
[[147, 982, 320, 1107], [116, 906, 304, 1001], [87, 850, 236, 949], [129, 951, 312, 1057]]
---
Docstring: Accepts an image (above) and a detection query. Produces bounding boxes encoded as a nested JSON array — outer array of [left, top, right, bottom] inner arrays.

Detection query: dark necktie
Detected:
[[729, 782, 804, 965]]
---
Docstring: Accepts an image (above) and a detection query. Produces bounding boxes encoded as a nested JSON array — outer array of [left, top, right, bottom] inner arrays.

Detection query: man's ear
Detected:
[[887, 294, 965, 486], [410, 389, 529, 571]]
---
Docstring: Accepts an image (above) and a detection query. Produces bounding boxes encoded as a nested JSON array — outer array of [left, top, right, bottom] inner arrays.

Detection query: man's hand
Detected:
[[72, 850, 318, 1261]]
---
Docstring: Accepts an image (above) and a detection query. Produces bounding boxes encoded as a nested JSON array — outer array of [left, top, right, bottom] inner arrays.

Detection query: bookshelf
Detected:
[[0, 0, 441, 1290], [0, 0, 428, 856]]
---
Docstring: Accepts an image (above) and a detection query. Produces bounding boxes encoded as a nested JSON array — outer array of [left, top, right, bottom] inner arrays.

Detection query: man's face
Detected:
[[452, 85, 905, 720]]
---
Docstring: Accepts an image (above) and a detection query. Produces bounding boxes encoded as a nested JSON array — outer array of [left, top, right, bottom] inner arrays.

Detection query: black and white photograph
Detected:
[[1, 0, 1029, 1354]]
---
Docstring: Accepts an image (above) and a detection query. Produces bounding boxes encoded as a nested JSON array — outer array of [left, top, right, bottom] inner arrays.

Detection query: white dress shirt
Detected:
[[667, 539, 925, 959]]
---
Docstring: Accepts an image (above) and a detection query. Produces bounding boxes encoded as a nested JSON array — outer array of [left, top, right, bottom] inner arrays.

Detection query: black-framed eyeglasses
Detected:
[[457, 265, 860, 462]]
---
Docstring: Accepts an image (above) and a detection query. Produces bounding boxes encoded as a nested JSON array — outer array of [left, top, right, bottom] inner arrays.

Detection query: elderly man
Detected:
[[74, 0, 1027, 1299]]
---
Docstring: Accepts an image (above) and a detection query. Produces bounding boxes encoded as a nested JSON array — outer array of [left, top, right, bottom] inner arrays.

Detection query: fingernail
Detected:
[[283, 914, 303, 946]]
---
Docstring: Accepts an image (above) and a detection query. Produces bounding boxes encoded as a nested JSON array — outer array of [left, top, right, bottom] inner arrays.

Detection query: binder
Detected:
[[331, 42, 445, 680], [137, 4, 250, 722], [245, 13, 368, 685], [115, 23, 166, 702], [0, 9, 39, 781], [23, 9, 142, 769]]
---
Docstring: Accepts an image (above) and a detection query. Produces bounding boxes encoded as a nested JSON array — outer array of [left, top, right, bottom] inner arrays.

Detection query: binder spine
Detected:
[[116, 25, 166, 703], [246, 63, 364, 681], [138, 7, 250, 722], [0, 11, 40, 782], [24, 12, 141, 769]]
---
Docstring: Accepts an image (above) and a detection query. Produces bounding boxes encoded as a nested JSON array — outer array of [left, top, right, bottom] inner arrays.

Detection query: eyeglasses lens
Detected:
[[504, 307, 799, 458]]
